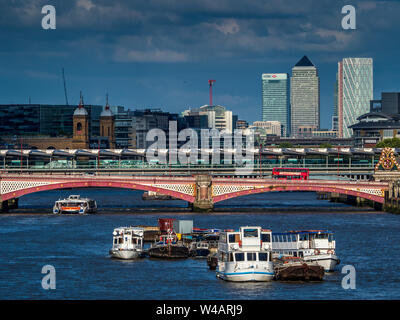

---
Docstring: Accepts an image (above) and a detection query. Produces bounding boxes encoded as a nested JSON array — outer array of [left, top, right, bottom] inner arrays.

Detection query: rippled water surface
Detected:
[[1, 189, 399, 299]]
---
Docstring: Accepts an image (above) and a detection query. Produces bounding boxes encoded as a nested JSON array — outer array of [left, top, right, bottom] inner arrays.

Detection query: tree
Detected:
[[319, 142, 333, 148], [279, 142, 293, 148], [376, 138, 400, 148]]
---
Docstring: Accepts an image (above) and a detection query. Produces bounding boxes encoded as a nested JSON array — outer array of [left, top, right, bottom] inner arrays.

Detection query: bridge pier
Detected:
[[192, 175, 214, 212], [383, 182, 400, 214], [0, 198, 18, 213]]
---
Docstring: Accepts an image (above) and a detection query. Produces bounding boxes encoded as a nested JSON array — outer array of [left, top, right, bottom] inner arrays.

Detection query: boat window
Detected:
[[293, 251, 297, 257], [243, 229, 258, 238], [114, 238, 118, 244], [247, 253, 256, 261], [235, 253, 245, 261], [228, 234, 236, 243], [299, 251, 303, 258], [328, 234, 334, 242], [258, 253, 268, 261], [229, 253, 234, 262], [261, 233, 271, 242]]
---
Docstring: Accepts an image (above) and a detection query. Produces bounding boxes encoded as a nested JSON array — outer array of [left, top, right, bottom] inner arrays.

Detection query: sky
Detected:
[[1, 0, 400, 129]]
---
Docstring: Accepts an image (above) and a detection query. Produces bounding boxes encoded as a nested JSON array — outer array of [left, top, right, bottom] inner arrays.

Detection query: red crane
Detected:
[[208, 80, 216, 106]]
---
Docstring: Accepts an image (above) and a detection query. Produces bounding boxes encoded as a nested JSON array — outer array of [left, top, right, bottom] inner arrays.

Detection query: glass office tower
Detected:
[[337, 57, 373, 138], [262, 73, 290, 137]]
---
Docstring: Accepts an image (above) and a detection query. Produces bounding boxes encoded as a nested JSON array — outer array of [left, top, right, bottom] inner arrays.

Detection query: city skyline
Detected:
[[1, 1, 400, 129]]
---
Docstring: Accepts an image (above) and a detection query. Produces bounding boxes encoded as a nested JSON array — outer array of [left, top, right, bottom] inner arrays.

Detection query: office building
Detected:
[[198, 105, 236, 132], [290, 56, 320, 137], [370, 92, 400, 114], [0, 103, 104, 137], [337, 57, 373, 138], [236, 120, 248, 130], [250, 121, 282, 137], [262, 73, 290, 136]]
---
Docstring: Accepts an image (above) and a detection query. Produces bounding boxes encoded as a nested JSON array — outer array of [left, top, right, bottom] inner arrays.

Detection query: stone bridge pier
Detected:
[[192, 175, 213, 212]]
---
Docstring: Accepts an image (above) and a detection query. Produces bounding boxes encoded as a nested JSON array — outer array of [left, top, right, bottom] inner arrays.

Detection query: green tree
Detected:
[[279, 142, 293, 148], [319, 142, 333, 148], [376, 138, 400, 148]]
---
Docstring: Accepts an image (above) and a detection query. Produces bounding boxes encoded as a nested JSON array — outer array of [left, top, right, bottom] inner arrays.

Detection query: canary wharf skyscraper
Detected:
[[337, 58, 373, 138], [262, 73, 290, 136], [290, 56, 320, 137]]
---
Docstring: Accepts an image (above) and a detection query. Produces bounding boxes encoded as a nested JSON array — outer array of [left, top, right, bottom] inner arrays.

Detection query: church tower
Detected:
[[72, 92, 89, 149], [100, 94, 115, 149]]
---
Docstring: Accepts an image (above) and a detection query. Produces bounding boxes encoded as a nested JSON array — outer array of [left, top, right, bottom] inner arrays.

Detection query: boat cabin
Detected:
[[272, 230, 335, 257], [218, 226, 272, 252], [112, 227, 144, 249]]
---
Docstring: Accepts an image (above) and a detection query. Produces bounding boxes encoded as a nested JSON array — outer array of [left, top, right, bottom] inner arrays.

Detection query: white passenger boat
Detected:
[[109, 227, 144, 260], [216, 226, 274, 282], [52, 195, 97, 214], [271, 230, 340, 272]]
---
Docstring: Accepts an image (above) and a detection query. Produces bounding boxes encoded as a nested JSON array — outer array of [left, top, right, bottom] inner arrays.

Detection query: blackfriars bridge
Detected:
[[1, 147, 400, 212]]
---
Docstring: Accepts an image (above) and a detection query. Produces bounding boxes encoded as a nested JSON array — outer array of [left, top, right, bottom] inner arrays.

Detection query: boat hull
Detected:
[[274, 263, 324, 281], [216, 270, 274, 282], [217, 262, 274, 282], [192, 248, 210, 258], [304, 254, 340, 272], [109, 249, 142, 260], [148, 245, 190, 259]]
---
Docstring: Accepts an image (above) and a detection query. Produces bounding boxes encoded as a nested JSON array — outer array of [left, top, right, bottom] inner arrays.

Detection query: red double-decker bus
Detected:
[[272, 168, 309, 180]]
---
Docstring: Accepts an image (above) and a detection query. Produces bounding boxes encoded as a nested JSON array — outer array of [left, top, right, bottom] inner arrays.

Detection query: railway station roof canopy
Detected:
[[0, 148, 388, 159]]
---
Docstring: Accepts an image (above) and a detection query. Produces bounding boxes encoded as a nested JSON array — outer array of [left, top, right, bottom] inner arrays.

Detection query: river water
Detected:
[[0, 189, 399, 299]]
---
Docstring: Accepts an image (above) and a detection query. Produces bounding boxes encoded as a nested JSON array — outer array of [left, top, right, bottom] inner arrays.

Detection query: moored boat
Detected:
[[109, 227, 145, 260], [274, 256, 324, 281], [216, 226, 274, 282], [148, 231, 190, 259], [53, 195, 97, 214], [190, 241, 210, 258], [272, 230, 340, 272]]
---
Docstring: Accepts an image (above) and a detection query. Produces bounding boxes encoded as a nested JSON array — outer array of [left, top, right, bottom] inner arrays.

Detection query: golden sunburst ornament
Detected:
[[375, 147, 400, 171]]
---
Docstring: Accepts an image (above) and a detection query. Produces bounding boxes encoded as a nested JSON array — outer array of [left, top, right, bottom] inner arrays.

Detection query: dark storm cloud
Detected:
[[1, 0, 400, 127], [3, 0, 398, 62]]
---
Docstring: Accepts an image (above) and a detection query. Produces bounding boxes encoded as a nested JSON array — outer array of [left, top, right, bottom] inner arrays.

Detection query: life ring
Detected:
[[314, 249, 320, 255]]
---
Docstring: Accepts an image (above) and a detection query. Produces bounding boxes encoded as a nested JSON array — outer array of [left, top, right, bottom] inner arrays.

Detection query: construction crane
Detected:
[[62, 68, 69, 105], [208, 79, 216, 106]]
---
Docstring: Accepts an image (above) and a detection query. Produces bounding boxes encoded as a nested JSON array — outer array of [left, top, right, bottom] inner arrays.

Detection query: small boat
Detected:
[[53, 195, 97, 214], [190, 241, 210, 258], [272, 230, 340, 272], [274, 257, 324, 281], [148, 231, 190, 259], [216, 226, 275, 282], [109, 227, 145, 260]]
